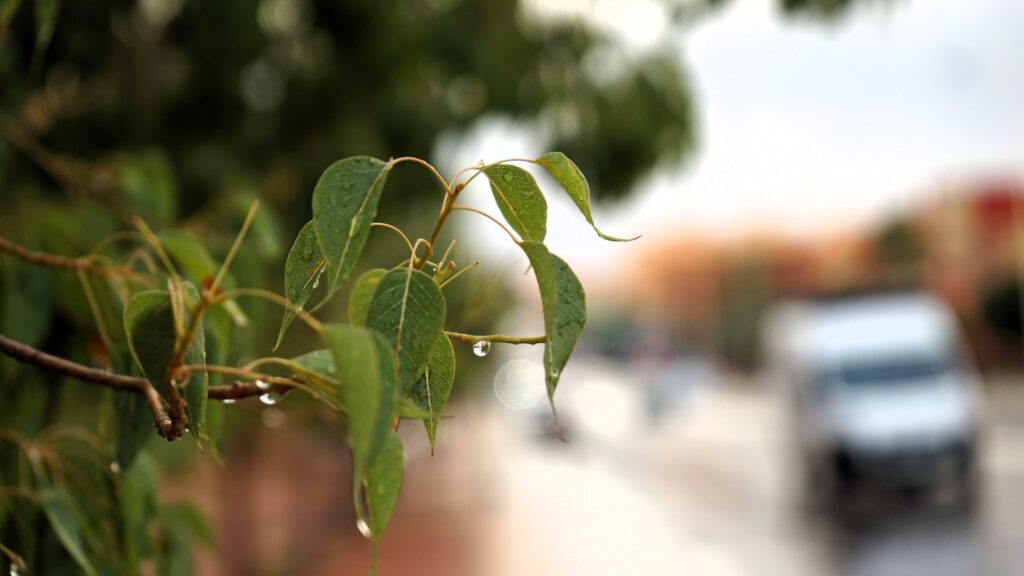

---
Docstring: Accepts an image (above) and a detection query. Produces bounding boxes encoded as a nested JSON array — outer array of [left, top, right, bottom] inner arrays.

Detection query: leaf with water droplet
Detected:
[[536, 152, 639, 242], [366, 268, 446, 392], [409, 333, 455, 450], [312, 156, 392, 297], [482, 164, 547, 242], [320, 324, 396, 478], [364, 430, 403, 542], [40, 487, 97, 576], [520, 242, 586, 417], [348, 268, 387, 326], [276, 220, 326, 349]]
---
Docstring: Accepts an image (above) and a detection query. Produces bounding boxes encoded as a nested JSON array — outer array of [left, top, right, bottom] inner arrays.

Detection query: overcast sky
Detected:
[[439, 0, 1024, 279]]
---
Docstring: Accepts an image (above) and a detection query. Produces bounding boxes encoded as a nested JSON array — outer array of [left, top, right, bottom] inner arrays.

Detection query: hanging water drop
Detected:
[[10, 563, 24, 576], [222, 398, 236, 405], [255, 379, 271, 391], [259, 391, 282, 406], [473, 340, 491, 357], [312, 275, 321, 289], [110, 461, 121, 475], [356, 517, 372, 539]]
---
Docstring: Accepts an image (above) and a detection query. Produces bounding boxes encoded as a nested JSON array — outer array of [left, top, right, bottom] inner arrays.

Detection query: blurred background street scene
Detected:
[[2, 0, 1023, 574]]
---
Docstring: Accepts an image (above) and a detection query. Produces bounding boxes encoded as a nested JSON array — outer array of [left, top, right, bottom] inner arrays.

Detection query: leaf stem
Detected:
[[211, 199, 259, 293], [450, 205, 520, 244], [443, 331, 545, 345], [214, 288, 324, 332], [370, 221, 415, 255], [437, 261, 479, 289]]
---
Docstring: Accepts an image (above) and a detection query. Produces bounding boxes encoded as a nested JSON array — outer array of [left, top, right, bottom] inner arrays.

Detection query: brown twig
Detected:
[[0, 335, 147, 391], [0, 236, 147, 282]]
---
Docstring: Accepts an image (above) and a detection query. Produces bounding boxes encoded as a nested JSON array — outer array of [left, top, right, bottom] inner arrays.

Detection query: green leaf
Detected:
[[409, 333, 455, 450], [40, 487, 97, 576], [365, 431, 403, 539], [1, 0, 22, 26], [520, 242, 586, 412], [122, 286, 209, 446], [118, 150, 177, 226], [121, 454, 158, 574], [288, 349, 343, 408], [275, 221, 325, 348], [320, 324, 396, 475], [392, 397, 443, 420], [482, 164, 547, 242], [536, 152, 639, 242], [348, 268, 387, 326], [33, 0, 59, 61], [366, 268, 446, 391], [116, 392, 154, 469], [312, 156, 392, 296]]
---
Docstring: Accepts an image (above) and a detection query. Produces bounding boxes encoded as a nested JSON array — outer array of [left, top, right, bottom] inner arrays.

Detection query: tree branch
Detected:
[[0, 236, 146, 282], [443, 331, 545, 345], [0, 335, 147, 391]]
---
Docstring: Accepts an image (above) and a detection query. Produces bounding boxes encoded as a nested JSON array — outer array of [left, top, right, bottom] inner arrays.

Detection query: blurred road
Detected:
[[361, 363, 1024, 576]]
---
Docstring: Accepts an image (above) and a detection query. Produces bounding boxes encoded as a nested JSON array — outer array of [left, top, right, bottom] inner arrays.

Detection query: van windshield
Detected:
[[837, 357, 952, 387]]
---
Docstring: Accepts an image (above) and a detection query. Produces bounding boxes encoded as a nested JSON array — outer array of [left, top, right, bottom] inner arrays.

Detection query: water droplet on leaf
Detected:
[[473, 340, 491, 357], [356, 517, 372, 539], [502, 173, 514, 183], [312, 275, 321, 289], [259, 391, 282, 405]]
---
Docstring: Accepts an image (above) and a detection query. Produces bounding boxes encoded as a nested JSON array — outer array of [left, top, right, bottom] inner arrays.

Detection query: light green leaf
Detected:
[[320, 324, 396, 474], [482, 164, 547, 242], [348, 268, 387, 326], [312, 156, 392, 296], [365, 431, 403, 539], [521, 242, 586, 412], [40, 487, 97, 576], [366, 268, 446, 391], [275, 221, 325, 348], [536, 152, 639, 242], [288, 349, 343, 408], [409, 333, 455, 450], [123, 286, 209, 445]]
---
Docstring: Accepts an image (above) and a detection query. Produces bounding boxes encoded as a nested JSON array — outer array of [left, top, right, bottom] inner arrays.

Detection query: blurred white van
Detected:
[[766, 293, 982, 497]]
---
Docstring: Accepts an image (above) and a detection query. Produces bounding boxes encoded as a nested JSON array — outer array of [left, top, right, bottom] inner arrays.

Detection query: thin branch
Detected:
[[0, 335, 147, 391], [444, 331, 545, 345], [0, 236, 142, 280], [208, 380, 294, 400], [213, 288, 324, 332]]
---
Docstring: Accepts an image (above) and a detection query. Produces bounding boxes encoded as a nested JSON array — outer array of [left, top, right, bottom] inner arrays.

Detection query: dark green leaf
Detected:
[[312, 156, 392, 296], [366, 268, 446, 391], [348, 268, 387, 326], [118, 150, 177, 226], [33, 0, 58, 60], [276, 221, 325, 348], [521, 242, 586, 412], [409, 333, 455, 449], [1, 0, 22, 26], [40, 487, 97, 576], [116, 392, 154, 469], [320, 324, 396, 474], [365, 431, 403, 539], [121, 453, 158, 574], [482, 164, 547, 242], [122, 286, 209, 446], [537, 152, 639, 242]]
